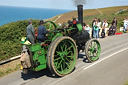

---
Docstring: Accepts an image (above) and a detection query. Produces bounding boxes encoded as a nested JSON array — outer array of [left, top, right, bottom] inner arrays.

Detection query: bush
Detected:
[[0, 19, 40, 61]]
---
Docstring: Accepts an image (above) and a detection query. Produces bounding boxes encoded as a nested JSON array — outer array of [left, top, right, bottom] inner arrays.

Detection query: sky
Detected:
[[0, 0, 128, 10]]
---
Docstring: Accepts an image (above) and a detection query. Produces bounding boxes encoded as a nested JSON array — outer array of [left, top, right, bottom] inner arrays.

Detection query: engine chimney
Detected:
[[77, 4, 83, 26]]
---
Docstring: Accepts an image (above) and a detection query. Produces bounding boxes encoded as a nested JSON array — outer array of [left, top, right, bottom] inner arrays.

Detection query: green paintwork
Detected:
[[77, 23, 83, 32], [88, 40, 101, 61], [32, 49, 47, 71], [52, 33, 63, 41], [53, 39, 76, 74], [30, 43, 42, 52], [29, 43, 47, 71]]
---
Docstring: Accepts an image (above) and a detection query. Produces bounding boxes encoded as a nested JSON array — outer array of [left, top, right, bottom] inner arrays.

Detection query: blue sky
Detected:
[[0, 0, 128, 10]]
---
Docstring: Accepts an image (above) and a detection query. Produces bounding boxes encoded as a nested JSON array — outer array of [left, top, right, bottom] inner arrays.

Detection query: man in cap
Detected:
[[26, 20, 35, 44], [37, 20, 48, 43]]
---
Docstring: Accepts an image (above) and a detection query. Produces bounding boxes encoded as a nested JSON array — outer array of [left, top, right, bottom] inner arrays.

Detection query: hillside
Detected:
[[0, 20, 40, 61], [55, 6, 128, 31], [0, 6, 128, 61]]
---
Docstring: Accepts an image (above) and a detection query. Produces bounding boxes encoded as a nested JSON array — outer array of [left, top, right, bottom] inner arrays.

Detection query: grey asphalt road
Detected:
[[0, 33, 128, 85]]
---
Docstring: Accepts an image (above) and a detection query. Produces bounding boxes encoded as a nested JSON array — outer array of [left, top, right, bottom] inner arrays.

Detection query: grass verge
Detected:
[[0, 59, 20, 78], [124, 81, 128, 85]]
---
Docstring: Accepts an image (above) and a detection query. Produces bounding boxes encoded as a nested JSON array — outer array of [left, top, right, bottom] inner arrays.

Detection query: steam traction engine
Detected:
[[21, 5, 101, 76]]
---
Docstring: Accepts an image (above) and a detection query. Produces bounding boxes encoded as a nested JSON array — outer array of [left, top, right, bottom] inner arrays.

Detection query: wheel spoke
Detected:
[[67, 55, 73, 58], [93, 42, 96, 48], [67, 46, 73, 50], [54, 57, 61, 61], [63, 60, 65, 70], [60, 45, 64, 52], [65, 62, 70, 69], [67, 51, 72, 55], [61, 64, 64, 72], [56, 51, 61, 55], [57, 60, 62, 68], [65, 45, 67, 52], [54, 62, 58, 67], [66, 57, 70, 62]]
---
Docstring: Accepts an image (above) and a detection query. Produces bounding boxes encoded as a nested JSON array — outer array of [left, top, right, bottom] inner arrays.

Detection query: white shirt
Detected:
[[97, 22, 101, 29], [102, 22, 108, 28], [124, 20, 128, 25]]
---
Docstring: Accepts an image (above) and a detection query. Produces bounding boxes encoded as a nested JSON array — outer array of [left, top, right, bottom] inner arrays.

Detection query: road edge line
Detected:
[[83, 47, 128, 70]]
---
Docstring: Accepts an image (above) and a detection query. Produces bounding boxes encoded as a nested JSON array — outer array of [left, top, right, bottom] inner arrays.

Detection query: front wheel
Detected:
[[85, 39, 101, 62]]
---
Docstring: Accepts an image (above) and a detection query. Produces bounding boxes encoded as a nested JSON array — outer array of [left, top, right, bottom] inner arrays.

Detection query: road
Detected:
[[0, 33, 128, 85]]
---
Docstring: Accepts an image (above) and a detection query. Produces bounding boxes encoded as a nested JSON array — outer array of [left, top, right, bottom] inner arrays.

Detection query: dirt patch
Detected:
[[0, 59, 21, 78]]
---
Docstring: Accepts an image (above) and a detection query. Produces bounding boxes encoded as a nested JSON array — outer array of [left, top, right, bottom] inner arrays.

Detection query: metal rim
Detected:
[[47, 37, 63, 72], [85, 39, 101, 62], [50, 37, 77, 76]]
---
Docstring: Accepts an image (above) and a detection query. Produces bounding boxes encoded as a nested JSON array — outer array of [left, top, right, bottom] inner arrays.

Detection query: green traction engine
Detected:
[[20, 5, 101, 77]]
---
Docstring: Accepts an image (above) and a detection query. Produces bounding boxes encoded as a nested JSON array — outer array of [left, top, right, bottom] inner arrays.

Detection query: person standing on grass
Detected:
[[26, 20, 35, 44], [93, 20, 99, 39]]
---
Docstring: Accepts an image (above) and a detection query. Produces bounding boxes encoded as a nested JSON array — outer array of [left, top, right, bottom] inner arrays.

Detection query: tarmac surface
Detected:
[[0, 33, 128, 85]]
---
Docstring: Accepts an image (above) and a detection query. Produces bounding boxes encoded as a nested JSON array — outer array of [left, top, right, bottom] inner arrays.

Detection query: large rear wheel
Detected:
[[47, 37, 63, 73], [49, 36, 77, 76]]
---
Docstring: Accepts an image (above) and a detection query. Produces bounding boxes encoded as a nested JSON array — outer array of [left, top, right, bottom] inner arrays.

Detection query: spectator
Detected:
[[97, 18, 102, 37], [37, 20, 48, 43], [112, 17, 117, 33], [83, 22, 86, 30], [102, 18, 106, 23], [92, 17, 97, 38], [85, 24, 91, 34], [123, 18, 128, 33], [102, 20, 108, 37], [108, 24, 116, 36], [26, 20, 35, 44], [93, 20, 99, 39]]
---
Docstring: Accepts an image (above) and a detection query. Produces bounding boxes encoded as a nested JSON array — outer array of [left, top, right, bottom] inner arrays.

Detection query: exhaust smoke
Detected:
[[72, 0, 86, 6]]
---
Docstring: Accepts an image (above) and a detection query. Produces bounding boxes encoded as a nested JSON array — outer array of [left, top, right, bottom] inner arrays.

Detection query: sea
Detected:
[[0, 6, 72, 26]]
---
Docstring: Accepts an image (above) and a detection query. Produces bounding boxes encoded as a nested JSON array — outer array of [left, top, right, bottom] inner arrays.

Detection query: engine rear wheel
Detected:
[[47, 37, 63, 72], [49, 36, 77, 76], [85, 39, 101, 62]]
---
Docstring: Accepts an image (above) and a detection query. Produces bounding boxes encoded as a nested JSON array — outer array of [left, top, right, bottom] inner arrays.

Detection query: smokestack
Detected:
[[77, 4, 83, 26]]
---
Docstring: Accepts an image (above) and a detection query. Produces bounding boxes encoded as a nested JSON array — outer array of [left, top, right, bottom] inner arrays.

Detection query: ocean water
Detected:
[[0, 6, 72, 26]]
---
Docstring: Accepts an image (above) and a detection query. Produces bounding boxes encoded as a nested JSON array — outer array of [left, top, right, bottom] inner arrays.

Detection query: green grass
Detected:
[[0, 63, 21, 78], [124, 81, 128, 85], [0, 19, 40, 61], [0, 71, 5, 77]]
